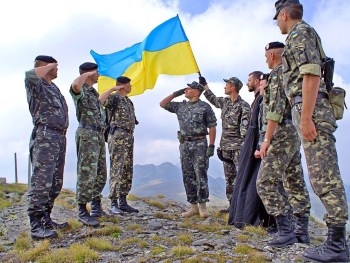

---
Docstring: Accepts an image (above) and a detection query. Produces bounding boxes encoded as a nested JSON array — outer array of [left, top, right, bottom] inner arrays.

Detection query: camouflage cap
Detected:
[[273, 0, 301, 20], [223, 77, 243, 90], [187, 81, 204, 93]]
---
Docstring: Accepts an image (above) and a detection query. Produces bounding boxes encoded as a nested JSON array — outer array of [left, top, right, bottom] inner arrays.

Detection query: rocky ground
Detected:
[[0, 187, 337, 263]]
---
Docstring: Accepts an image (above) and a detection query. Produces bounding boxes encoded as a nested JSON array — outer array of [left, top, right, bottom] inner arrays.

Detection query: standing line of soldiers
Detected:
[[25, 58, 139, 240]]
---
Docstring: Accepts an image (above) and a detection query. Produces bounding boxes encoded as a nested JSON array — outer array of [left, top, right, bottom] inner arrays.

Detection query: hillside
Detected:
[[0, 182, 333, 263]]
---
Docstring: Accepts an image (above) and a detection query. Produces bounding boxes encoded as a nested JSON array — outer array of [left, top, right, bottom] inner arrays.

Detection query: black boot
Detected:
[[29, 214, 57, 240], [302, 224, 349, 263], [109, 200, 124, 215], [119, 195, 139, 213], [268, 214, 297, 247], [78, 204, 100, 227], [43, 212, 69, 230], [294, 215, 310, 244], [90, 198, 108, 217]]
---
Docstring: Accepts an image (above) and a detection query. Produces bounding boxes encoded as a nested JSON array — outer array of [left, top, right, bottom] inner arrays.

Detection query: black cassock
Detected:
[[228, 94, 275, 229]]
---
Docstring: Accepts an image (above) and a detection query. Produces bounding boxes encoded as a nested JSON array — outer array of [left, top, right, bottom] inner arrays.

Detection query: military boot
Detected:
[[294, 215, 310, 244], [181, 203, 199, 218], [29, 214, 57, 240], [90, 198, 108, 217], [198, 202, 209, 218], [42, 212, 69, 230], [78, 204, 100, 227], [109, 200, 124, 215], [119, 195, 139, 213], [302, 224, 349, 263], [268, 214, 297, 247]]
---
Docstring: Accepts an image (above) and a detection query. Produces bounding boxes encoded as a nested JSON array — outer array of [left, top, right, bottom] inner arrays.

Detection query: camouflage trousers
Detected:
[[292, 100, 348, 224], [222, 149, 240, 202], [180, 139, 209, 204], [108, 130, 134, 201], [257, 123, 311, 217], [75, 128, 107, 204], [27, 129, 66, 216]]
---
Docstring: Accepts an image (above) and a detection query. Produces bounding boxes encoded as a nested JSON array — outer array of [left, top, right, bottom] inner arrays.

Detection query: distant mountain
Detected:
[[102, 162, 227, 206]]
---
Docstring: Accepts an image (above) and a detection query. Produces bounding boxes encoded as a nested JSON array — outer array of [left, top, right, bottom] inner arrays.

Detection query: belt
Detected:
[[79, 123, 104, 133], [281, 119, 293, 125], [290, 92, 328, 108], [37, 124, 67, 135], [182, 135, 206, 141]]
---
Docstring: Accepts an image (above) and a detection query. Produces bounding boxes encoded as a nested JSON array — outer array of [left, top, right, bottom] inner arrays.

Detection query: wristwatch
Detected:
[[263, 138, 270, 143]]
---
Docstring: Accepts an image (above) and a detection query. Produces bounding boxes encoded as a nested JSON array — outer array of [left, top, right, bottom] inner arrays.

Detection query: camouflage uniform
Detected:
[[282, 20, 348, 224], [70, 84, 106, 204], [164, 100, 217, 203], [256, 65, 311, 217], [104, 94, 136, 200], [25, 69, 69, 217], [204, 89, 250, 201]]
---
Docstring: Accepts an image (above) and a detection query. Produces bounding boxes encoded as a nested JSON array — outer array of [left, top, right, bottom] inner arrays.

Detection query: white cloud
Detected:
[[1, 0, 349, 188]]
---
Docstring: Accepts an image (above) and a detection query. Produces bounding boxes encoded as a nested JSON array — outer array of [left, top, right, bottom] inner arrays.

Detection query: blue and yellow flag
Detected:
[[90, 15, 199, 96]]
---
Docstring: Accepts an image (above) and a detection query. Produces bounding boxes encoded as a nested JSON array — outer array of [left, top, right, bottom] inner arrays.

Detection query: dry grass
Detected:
[[243, 225, 267, 236], [126, 223, 143, 233], [84, 237, 114, 251], [127, 193, 142, 201], [153, 211, 176, 220], [0, 183, 27, 209], [37, 243, 99, 263], [144, 198, 166, 209], [171, 245, 195, 258]]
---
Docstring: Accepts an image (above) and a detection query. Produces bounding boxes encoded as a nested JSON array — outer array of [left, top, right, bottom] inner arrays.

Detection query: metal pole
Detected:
[[14, 153, 18, 183], [28, 154, 31, 185]]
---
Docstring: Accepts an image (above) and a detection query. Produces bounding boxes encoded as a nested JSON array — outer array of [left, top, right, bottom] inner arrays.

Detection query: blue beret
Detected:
[[265, 41, 285, 50], [79, 62, 98, 71], [273, 0, 301, 20], [35, 55, 57, 63], [117, 76, 131, 84], [187, 81, 204, 93]]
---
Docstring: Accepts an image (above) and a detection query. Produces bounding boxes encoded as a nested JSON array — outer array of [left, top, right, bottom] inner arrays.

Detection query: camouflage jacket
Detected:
[[25, 69, 68, 129], [282, 20, 328, 100], [164, 99, 217, 136], [104, 93, 136, 132], [204, 89, 250, 150], [263, 65, 292, 125], [70, 84, 105, 127]]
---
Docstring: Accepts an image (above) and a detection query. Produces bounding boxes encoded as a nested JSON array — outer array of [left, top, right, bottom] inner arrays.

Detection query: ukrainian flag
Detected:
[[90, 15, 199, 96]]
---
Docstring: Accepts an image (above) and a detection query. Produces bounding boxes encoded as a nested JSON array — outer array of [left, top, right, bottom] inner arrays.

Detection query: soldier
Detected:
[[25, 55, 69, 239], [160, 81, 217, 218], [99, 76, 139, 214], [256, 41, 311, 248], [274, 0, 349, 261], [70, 62, 107, 227], [200, 76, 250, 213]]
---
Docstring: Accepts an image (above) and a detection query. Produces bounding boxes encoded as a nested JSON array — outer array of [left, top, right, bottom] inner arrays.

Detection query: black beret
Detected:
[[117, 76, 131, 84], [35, 55, 57, 63], [79, 62, 98, 71], [273, 0, 301, 20], [187, 81, 204, 93], [265, 41, 285, 51], [260, 73, 270, 80]]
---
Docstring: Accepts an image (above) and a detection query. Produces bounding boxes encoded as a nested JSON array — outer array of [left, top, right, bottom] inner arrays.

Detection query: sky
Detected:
[[0, 0, 349, 189]]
